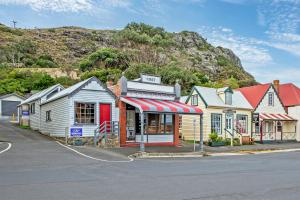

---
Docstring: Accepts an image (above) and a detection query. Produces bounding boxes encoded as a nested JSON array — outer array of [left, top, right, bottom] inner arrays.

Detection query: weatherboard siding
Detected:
[[181, 90, 252, 141], [40, 96, 69, 136], [255, 87, 286, 114], [288, 106, 300, 141], [29, 100, 41, 131], [68, 84, 117, 137]]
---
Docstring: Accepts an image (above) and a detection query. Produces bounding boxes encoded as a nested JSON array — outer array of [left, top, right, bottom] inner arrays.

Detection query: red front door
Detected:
[[99, 104, 111, 126]]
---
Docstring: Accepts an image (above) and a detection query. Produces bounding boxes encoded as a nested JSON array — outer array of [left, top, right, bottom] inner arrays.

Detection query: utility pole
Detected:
[[12, 20, 17, 29]]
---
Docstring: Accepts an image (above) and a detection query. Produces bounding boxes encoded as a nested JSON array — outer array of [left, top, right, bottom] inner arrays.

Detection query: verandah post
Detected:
[[199, 113, 204, 152], [140, 112, 145, 152]]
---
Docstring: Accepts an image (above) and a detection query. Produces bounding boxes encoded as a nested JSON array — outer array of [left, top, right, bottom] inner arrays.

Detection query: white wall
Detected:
[[28, 100, 41, 131], [288, 106, 300, 141], [40, 96, 69, 136], [68, 81, 117, 137], [255, 87, 286, 114]]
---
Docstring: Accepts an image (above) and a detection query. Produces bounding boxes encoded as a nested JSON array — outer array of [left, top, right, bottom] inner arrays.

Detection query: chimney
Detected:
[[106, 79, 114, 89], [273, 80, 280, 93]]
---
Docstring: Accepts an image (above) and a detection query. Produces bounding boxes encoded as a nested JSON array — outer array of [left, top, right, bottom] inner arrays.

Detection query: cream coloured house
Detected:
[[181, 86, 253, 142]]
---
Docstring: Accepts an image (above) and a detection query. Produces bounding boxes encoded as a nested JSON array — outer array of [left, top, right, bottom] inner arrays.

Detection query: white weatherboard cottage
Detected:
[[238, 82, 297, 142], [20, 84, 64, 130], [39, 77, 118, 138]]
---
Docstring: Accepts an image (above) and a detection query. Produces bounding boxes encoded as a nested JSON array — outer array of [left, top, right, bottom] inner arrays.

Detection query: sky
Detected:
[[0, 0, 300, 86]]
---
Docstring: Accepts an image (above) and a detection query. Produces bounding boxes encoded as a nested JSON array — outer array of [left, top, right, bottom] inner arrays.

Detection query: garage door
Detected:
[[1, 100, 20, 116]]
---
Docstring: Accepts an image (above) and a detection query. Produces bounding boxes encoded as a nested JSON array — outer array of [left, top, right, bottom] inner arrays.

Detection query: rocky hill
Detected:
[[0, 22, 256, 94]]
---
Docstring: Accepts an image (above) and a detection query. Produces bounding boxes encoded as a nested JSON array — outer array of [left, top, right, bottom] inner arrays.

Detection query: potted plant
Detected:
[[208, 133, 225, 147]]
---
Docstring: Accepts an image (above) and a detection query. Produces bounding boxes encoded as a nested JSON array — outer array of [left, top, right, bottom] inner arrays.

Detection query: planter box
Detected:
[[210, 141, 226, 147]]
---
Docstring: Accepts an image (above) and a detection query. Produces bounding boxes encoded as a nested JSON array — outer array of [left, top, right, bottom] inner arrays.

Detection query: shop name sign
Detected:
[[141, 75, 161, 84], [70, 127, 83, 137]]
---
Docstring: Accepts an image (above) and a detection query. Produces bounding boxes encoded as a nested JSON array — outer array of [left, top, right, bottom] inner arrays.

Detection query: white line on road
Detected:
[[56, 141, 134, 163], [0, 142, 12, 155]]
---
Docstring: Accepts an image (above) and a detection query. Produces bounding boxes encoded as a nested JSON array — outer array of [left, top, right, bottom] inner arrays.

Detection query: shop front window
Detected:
[[145, 113, 173, 134]]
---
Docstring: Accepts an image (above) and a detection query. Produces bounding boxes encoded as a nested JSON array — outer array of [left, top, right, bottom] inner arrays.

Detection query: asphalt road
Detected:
[[1, 120, 300, 200]]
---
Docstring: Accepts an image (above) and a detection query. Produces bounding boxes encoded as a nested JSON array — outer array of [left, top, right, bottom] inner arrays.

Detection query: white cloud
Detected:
[[252, 66, 300, 86], [198, 26, 273, 66], [0, 0, 94, 12]]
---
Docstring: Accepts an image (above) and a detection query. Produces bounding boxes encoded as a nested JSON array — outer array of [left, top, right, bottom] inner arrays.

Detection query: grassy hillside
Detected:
[[0, 22, 256, 95]]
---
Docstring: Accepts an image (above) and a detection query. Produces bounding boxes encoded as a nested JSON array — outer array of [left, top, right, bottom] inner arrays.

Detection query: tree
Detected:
[[79, 48, 129, 72]]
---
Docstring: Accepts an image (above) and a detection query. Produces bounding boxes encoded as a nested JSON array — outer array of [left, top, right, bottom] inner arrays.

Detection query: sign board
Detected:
[[70, 127, 83, 137], [141, 74, 161, 84], [22, 111, 29, 116], [222, 108, 236, 113]]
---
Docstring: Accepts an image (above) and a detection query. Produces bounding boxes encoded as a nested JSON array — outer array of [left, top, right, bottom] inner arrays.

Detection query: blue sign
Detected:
[[22, 111, 29, 116], [70, 127, 83, 137]]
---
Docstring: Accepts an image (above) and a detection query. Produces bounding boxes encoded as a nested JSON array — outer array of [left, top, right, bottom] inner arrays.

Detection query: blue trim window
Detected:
[[268, 92, 274, 106], [211, 113, 222, 135], [191, 94, 198, 106]]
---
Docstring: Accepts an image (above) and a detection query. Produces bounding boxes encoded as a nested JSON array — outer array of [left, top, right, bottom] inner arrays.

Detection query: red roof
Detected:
[[278, 83, 300, 107], [236, 84, 271, 108], [121, 97, 203, 114]]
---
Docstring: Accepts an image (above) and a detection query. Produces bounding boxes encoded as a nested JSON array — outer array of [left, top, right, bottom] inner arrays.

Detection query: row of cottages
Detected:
[[181, 80, 298, 143], [20, 77, 118, 138], [20, 74, 202, 149], [181, 86, 253, 142]]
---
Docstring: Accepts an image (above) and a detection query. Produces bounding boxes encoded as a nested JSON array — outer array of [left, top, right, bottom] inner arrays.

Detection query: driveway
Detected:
[[1, 121, 300, 200]]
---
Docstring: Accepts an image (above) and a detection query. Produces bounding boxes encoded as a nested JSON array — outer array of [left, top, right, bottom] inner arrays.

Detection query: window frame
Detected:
[[236, 114, 248, 134], [46, 110, 51, 122], [191, 94, 198, 106], [144, 113, 174, 135], [225, 92, 232, 105], [30, 103, 35, 114], [211, 113, 222, 135], [268, 92, 274, 106], [74, 102, 96, 125]]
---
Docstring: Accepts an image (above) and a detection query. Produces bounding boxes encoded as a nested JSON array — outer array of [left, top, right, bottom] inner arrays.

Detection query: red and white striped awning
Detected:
[[260, 113, 296, 121], [121, 97, 203, 114]]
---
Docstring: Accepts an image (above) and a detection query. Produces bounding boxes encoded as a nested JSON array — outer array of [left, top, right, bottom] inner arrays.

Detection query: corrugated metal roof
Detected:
[[279, 83, 300, 107], [194, 86, 253, 109], [21, 84, 63, 105], [42, 78, 92, 104], [236, 84, 271, 108]]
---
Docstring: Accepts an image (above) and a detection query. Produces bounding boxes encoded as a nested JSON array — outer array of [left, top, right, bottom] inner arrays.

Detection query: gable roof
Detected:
[[279, 83, 300, 107], [0, 93, 25, 100], [236, 83, 271, 108], [42, 77, 116, 105], [189, 86, 253, 109], [21, 84, 63, 105]]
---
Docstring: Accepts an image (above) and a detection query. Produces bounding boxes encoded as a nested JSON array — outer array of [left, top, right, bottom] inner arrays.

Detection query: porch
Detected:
[[252, 113, 297, 142]]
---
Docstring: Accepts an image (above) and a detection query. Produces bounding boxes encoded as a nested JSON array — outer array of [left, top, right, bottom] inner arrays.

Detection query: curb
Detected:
[[132, 148, 300, 158]]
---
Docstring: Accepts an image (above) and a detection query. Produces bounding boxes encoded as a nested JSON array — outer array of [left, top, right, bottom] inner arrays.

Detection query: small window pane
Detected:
[[75, 102, 95, 124]]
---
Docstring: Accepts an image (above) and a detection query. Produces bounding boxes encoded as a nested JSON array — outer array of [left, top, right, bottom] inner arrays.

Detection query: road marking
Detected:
[[56, 141, 134, 163], [0, 142, 12, 155]]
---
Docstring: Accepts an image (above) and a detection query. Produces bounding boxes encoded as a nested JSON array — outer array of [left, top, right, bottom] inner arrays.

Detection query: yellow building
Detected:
[[181, 86, 253, 142]]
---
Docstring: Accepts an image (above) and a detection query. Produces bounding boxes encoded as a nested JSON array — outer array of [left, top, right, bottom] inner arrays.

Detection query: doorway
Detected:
[[99, 103, 111, 131], [225, 113, 234, 136]]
